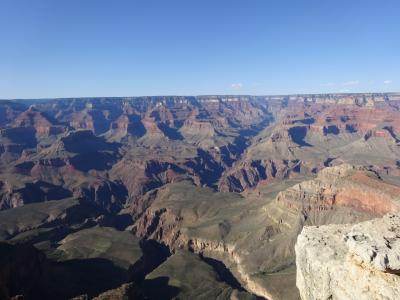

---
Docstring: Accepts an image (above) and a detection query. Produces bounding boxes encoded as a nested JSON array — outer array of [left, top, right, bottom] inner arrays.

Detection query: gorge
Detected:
[[1, 93, 400, 299]]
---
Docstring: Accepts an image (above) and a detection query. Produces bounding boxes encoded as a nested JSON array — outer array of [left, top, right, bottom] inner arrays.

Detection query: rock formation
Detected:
[[0, 94, 399, 211], [296, 213, 400, 300], [275, 164, 400, 217]]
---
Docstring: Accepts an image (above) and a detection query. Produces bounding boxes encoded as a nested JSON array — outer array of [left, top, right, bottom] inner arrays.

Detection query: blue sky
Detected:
[[1, 0, 399, 98]]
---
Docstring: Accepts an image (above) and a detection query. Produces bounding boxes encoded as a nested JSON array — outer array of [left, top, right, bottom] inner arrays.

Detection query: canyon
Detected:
[[0, 93, 400, 299]]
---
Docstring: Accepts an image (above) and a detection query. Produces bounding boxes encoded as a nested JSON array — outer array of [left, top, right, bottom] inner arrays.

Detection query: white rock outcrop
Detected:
[[295, 214, 400, 300]]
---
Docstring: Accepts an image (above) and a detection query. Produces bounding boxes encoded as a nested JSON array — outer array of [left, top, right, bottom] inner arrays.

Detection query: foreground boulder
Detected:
[[295, 214, 400, 300]]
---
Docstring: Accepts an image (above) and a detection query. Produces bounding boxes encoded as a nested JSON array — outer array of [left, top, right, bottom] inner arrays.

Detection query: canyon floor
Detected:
[[1, 94, 400, 299]]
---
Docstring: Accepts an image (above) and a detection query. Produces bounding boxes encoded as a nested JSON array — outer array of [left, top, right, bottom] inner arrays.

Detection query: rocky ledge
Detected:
[[295, 213, 400, 300]]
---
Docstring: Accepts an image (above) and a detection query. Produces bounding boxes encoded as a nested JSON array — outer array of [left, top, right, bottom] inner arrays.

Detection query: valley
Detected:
[[1, 93, 400, 299]]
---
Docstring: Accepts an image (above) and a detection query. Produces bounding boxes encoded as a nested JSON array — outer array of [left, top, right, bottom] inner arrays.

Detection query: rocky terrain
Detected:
[[0, 93, 399, 299], [129, 164, 400, 299], [296, 213, 400, 300], [0, 94, 399, 210]]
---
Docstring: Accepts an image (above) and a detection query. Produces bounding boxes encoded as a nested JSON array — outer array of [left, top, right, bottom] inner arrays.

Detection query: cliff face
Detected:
[[0, 242, 46, 300], [295, 214, 400, 300], [131, 164, 400, 300], [275, 164, 400, 218]]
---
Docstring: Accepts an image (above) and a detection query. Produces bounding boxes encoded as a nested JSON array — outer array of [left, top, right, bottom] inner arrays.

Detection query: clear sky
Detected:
[[1, 0, 399, 98]]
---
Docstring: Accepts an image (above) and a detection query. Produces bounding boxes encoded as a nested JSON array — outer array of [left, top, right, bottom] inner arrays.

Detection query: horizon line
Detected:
[[1, 91, 399, 101]]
